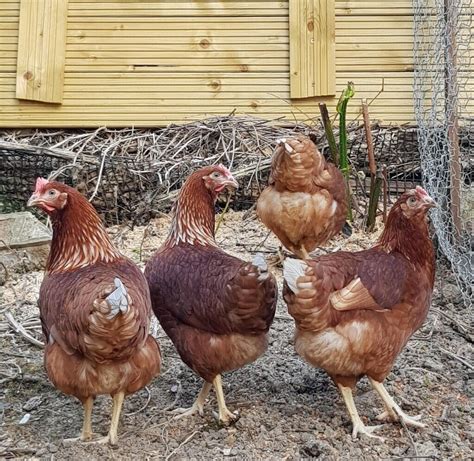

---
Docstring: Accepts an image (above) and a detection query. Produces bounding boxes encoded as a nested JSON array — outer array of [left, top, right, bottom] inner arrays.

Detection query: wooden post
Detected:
[[362, 99, 381, 232], [444, 0, 462, 240]]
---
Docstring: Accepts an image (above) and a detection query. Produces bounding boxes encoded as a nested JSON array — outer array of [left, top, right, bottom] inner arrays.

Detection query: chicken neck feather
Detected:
[[46, 191, 121, 273], [165, 173, 217, 248]]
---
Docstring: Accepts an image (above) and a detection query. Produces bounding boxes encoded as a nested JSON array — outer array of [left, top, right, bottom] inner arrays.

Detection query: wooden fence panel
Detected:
[[16, 0, 69, 103], [289, 0, 335, 98]]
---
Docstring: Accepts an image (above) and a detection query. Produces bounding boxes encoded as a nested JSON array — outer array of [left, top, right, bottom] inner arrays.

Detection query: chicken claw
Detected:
[[213, 408, 240, 426], [62, 434, 94, 445], [172, 406, 204, 419], [63, 397, 94, 444], [213, 374, 239, 426], [338, 384, 385, 441], [90, 435, 115, 445], [351, 421, 385, 441], [369, 378, 426, 429], [84, 392, 124, 446], [375, 409, 425, 428], [172, 381, 211, 420]]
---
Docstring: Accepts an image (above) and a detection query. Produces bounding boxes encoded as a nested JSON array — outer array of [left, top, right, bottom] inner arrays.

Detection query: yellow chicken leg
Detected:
[[93, 391, 125, 445], [338, 384, 384, 441], [299, 247, 310, 260], [108, 391, 125, 445], [213, 374, 239, 425], [172, 381, 212, 419], [63, 396, 94, 443], [369, 378, 425, 428], [81, 397, 94, 441]]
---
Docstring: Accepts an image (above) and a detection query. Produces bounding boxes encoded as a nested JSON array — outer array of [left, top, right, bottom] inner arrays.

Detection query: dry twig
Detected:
[[5, 312, 44, 348], [165, 430, 200, 461]]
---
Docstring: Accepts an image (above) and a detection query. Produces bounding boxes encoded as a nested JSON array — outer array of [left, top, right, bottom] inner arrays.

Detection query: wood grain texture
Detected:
[[0, 0, 423, 127], [289, 0, 335, 97], [16, 0, 69, 103]]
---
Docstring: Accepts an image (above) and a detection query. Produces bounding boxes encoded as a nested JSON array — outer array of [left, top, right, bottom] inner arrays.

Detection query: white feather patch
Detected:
[[283, 258, 309, 294], [253, 252, 269, 281], [106, 277, 129, 319]]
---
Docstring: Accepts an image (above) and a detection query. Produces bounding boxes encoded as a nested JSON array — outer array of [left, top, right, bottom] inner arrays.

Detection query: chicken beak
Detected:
[[27, 194, 39, 207], [422, 195, 437, 209], [223, 176, 239, 190]]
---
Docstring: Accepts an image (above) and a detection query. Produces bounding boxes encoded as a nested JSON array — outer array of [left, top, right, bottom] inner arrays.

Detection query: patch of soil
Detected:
[[0, 211, 472, 460]]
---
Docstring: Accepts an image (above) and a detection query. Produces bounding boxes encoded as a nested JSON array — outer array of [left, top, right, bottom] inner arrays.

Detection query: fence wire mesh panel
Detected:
[[0, 118, 422, 227], [414, 0, 473, 308]]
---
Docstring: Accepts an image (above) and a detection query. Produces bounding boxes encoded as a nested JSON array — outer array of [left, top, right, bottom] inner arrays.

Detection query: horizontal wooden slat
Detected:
[[68, 2, 289, 17], [61, 40, 415, 52], [0, 0, 419, 127], [0, 90, 419, 102]]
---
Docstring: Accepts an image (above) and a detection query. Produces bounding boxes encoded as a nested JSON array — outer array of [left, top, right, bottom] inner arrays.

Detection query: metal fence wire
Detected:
[[413, 0, 473, 308]]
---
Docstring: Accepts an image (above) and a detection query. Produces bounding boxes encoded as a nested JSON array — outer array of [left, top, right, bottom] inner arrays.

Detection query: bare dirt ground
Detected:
[[1, 211, 472, 460]]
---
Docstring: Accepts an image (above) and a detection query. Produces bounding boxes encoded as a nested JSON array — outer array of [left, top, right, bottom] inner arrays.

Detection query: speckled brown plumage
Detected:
[[145, 166, 277, 423], [146, 244, 276, 382], [283, 187, 436, 438], [30, 180, 161, 444], [257, 135, 347, 258], [40, 260, 160, 399]]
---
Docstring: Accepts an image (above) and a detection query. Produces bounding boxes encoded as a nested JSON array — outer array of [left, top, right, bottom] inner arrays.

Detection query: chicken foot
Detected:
[[338, 384, 384, 441], [63, 396, 94, 443], [172, 381, 212, 419], [369, 378, 425, 428], [299, 247, 309, 260], [213, 374, 239, 426], [92, 391, 125, 445]]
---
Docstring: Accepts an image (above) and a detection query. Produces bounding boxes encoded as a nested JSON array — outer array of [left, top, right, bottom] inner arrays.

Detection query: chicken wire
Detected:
[[0, 118, 422, 227], [413, 0, 473, 308]]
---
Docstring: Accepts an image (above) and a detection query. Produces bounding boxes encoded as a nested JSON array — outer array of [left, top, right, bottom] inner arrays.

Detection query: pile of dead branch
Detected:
[[0, 116, 420, 226]]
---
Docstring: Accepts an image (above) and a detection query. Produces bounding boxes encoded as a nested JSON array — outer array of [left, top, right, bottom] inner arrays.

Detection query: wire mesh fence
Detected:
[[0, 119, 422, 227], [414, 0, 473, 308]]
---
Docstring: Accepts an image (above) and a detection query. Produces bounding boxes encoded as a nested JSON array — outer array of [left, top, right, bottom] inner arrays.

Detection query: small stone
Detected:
[[222, 448, 232, 456], [417, 440, 439, 458], [299, 432, 312, 443], [170, 384, 179, 393], [441, 282, 462, 300], [36, 448, 48, 456], [300, 439, 335, 458], [18, 413, 31, 425], [423, 359, 444, 372], [23, 396, 43, 411], [390, 446, 403, 456], [47, 444, 58, 453], [431, 431, 445, 442]]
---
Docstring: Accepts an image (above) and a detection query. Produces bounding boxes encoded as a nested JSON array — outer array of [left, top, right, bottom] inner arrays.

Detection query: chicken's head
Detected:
[[398, 186, 436, 219], [27, 177, 69, 214], [200, 164, 239, 195]]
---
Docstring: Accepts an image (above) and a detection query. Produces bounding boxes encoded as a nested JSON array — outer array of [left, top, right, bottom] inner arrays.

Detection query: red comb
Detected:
[[415, 185, 428, 196], [35, 177, 49, 193], [217, 164, 232, 176]]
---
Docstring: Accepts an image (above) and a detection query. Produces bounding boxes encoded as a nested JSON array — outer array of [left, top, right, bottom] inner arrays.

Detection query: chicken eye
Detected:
[[48, 189, 56, 196], [211, 172, 222, 179], [407, 196, 417, 206]]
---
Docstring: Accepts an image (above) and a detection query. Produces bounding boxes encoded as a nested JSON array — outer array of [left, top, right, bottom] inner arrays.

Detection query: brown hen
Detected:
[[257, 135, 347, 259], [28, 178, 161, 445], [283, 187, 436, 440], [145, 165, 277, 424]]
